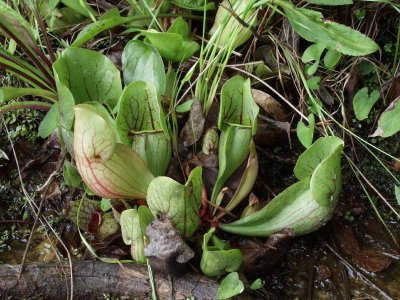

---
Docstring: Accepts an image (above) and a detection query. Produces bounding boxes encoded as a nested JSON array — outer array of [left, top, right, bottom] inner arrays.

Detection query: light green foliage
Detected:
[[217, 272, 244, 299], [353, 87, 380, 121], [146, 167, 203, 238], [220, 137, 344, 236], [395, 186, 400, 206], [116, 81, 171, 176], [297, 113, 315, 149], [120, 206, 153, 263], [142, 17, 200, 62], [38, 104, 59, 138], [200, 228, 243, 277], [279, 0, 378, 56], [53, 48, 122, 108], [73, 104, 154, 199], [122, 40, 166, 95], [63, 160, 81, 188], [250, 278, 265, 290], [211, 76, 259, 202]]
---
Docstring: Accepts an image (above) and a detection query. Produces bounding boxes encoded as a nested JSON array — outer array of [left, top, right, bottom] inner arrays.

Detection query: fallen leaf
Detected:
[[144, 218, 194, 275], [252, 89, 289, 121], [180, 99, 205, 147]]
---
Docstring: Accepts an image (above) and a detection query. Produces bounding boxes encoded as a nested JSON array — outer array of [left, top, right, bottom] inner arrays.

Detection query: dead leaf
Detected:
[[251, 89, 289, 121], [180, 99, 205, 147], [144, 218, 194, 275], [235, 229, 294, 279], [255, 115, 291, 146]]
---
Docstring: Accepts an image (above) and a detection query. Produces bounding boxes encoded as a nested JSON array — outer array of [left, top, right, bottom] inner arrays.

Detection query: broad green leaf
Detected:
[[200, 228, 243, 277], [323, 49, 341, 69], [53, 47, 122, 108], [395, 186, 400, 206], [73, 104, 154, 199], [305, 0, 353, 5], [220, 137, 344, 236], [63, 160, 82, 188], [353, 87, 380, 121], [296, 113, 315, 149], [209, 0, 258, 49], [146, 167, 203, 238], [302, 43, 326, 75], [122, 40, 166, 95], [372, 98, 400, 137], [142, 17, 200, 62], [120, 206, 153, 263], [294, 136, 343, 180], [218, 76, 259, 133], [116, 81, 171, 176], [171, 0, 215, 10], [217, 272, 244, 300], [100, 199, 112, 212], [0, 87, 57, 103], [279, 0, 379, 56], [212, 76, 259, 202]]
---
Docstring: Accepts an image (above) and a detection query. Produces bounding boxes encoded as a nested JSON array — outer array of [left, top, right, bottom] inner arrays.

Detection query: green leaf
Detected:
[[302, 43, 326, 75], [120, 206, 153, 263], [220, 137, 344, 236], [38, 103, 59, 138], [305, 0, 353, 5], [371, 98, 400, 137], [175, 99, 194, 113], [171, 0, 215, 10], [62, 0, 97, 18], [323, 49, 341, 69], [217, 272, 244, 300], [53, 47, 122, 108], [296, 113, 315, 149], [73, 104, 154, 199], [212, 76, 259, 202], [250, 278, 265, 290], [223, 140, 258, 213], [218, 76, 259, 132], [116, 81, 171, 176], [0, 87, 57, 103], [63, 160, 82, 187], [122, 40, 166, 95], [146, 167, 203, 238], [306, 77, 321, 90], [142, 17, 200, 62], [100, 199, 112, 212], [395, 186, 400, 206], [200, 228, 243, 277], [71, 8, 127, 47], [279, 1, 379, 56], [353, 87, 380, 121]]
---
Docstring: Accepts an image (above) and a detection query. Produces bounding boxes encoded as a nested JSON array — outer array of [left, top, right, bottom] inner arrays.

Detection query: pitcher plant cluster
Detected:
[[0, 0, 383, 280]]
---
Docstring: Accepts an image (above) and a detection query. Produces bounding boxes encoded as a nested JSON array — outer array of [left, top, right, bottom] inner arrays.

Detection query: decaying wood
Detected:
[[0, 260, 225, 299]]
